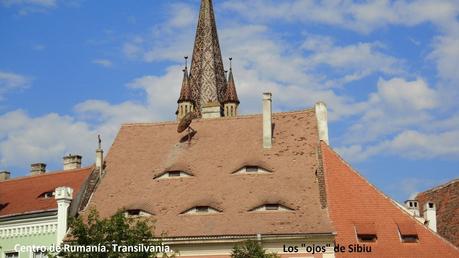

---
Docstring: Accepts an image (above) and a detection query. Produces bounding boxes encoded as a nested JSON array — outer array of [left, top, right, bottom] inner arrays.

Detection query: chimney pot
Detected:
[[263, 92, 273, 149], [30, 163, 46, 176], [0, 171, 11, 181], [63, 154, 82, 170]]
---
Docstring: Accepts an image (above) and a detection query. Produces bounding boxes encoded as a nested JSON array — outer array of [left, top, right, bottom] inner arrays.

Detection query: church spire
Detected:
[[189, 0, 227, 117], [178, 56, 192, 103], [223, 58, 239, 117], [176, 57, 194, 121], [224, 58, 239, 104]]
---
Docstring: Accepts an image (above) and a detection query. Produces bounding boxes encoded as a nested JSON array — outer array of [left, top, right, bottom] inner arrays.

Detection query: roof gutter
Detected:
[[160, 232, 336, 245]]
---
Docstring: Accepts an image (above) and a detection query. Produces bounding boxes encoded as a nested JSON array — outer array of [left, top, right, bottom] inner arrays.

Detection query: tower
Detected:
[[177, 0, 239, 119], [177, 57, 194, 121], [223, 58, 240, 117]]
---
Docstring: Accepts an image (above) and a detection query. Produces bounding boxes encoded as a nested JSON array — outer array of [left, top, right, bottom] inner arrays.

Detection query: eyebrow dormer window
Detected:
[[124, 209, 152, 218], [233, 166, 271, 175], [250, 204, 293, 212], [181, 206, 221, 215], [154, 170, 192, 180], [38, 191, 54, 199]]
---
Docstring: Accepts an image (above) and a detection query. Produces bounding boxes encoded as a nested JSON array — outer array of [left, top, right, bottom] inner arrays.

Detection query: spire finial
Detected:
[[229, 57, 233, 71], [184, 56, 188, 69]]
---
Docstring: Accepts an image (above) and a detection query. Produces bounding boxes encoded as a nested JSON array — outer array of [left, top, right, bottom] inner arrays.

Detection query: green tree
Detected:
[[231, 240, 280, 258], [57, 208, 171, 258]]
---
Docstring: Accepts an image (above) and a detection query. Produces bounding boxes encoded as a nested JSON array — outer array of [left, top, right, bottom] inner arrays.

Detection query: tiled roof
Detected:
[[86, 109, 335, 237], [321, 142, 459, 257], [0, 167, 92, 217], [416, 179, 459, 247]]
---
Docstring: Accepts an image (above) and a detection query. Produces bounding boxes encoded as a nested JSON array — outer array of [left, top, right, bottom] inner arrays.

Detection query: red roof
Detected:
[[0, 167, 92, 217], [321, 142, 459, 257]]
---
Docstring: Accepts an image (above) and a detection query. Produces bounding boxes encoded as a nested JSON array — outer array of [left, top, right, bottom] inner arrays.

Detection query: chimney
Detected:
[[315, 101, 329, 145], [0, 171, 10, 181], [55, 186, 73, 246], [263, 92, 273, 149], [404, 200, 420, 217], [30, 163, 46, 176], [63, 154, 82, 170], [96, 135, 104, 174], [423, 202, 437, 232]]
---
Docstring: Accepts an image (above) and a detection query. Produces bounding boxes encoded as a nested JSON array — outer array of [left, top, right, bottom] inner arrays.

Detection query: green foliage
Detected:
[[58, 208, 170, 258], [231, 240, 280, 258]]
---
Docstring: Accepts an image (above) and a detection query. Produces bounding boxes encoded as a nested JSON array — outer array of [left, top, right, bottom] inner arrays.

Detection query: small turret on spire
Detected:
[[223, 57, 240, 117], [177, 56, 195, 120]]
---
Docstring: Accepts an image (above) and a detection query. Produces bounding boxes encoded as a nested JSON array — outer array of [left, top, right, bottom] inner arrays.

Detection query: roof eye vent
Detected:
[[154, 170, 193, 180], [124, 209, 152, 217], [250, 203, 294, 212], [181, 206, 221, 215], [233, 166, 271, 175], [38, 191, 54, 199]]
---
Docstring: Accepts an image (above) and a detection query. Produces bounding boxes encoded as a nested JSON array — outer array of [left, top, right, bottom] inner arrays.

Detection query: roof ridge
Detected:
[[123, 108, 315, 127], [417, 178, 459, 196], [320, 142, 459, 252], [0, 166, 94, 183]]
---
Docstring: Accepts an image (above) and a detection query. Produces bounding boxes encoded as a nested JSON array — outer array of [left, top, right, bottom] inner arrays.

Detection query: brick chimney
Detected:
[[263, 93, 273, 149], [0, 171, 10, 181], [63, 154, 82, 170], [30, 163, 46, 176]]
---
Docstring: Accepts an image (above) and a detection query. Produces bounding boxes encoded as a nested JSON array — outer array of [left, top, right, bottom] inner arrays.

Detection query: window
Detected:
[[250, 204, 293, 212], [181, 206, 221, 215], [5, 252, 19, 258], [34, 252, 48, 258], [233, 166, 271, 175], [0, 203, 7, 211], [397, 222, 419, 243], [154, 171, 192, 180], [196, 206, 209, 213], [265, 204, 280, 210], [355, 223, 377, 242], [38, 191, 54, 199], [124, 209, 152, 217]]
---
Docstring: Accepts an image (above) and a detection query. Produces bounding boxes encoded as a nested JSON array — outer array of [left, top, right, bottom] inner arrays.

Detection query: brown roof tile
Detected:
[[321, 142, 459, 257], [86, 109, 334, 237], [0, 167, 92, 217]]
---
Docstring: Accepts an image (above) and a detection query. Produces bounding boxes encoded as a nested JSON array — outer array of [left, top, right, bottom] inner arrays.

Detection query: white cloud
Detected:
[[92, 59, 113, 68], [0, 71, 30, 100], [0, 110, 94, 169], [1, 0, 56, 7], [1, 0, 58, 15], [221, 0, 459, 33]]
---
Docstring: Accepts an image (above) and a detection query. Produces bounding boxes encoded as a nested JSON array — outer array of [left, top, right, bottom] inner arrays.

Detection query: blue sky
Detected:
[[0, 0, 458, 202]]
